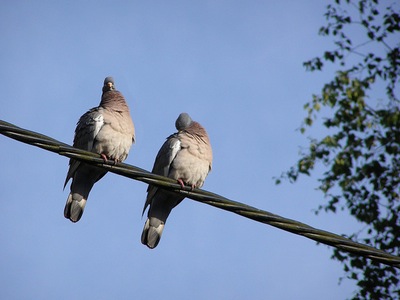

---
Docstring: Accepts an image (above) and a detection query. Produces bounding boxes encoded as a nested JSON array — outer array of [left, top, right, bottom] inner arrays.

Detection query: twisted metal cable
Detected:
[[1, 119, 399, 268]]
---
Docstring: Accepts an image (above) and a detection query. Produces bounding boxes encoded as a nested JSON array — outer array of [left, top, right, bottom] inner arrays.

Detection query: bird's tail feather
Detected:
[[141, 218, 165, 249], [64, 193, 87, 223]]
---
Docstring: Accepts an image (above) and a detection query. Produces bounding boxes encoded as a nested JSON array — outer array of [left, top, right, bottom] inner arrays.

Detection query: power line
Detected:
[[1, 119, 399, 268]]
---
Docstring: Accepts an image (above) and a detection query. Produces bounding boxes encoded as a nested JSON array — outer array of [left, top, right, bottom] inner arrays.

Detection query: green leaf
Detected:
[[367, 31, 375, 39], [313, 102, 321, 111]]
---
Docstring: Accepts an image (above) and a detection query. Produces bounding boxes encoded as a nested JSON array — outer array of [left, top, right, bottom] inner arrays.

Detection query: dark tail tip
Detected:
[[141, 219, 163, 249]]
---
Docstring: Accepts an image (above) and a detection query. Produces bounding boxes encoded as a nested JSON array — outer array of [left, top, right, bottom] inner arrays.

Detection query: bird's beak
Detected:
[[107, 82, 113, 89]]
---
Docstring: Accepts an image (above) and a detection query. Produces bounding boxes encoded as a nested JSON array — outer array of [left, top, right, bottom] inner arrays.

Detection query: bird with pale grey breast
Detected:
[[141, 112, 212, 249], [64, 76, 135, 222]]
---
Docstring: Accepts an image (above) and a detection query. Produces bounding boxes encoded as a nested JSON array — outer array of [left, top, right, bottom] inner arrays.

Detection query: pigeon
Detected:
[[63, 76, 135, 222], [141, 112, 212, 249]]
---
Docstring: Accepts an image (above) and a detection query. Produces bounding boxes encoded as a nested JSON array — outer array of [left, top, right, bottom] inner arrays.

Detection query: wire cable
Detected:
[[1, 119, 399, 268]]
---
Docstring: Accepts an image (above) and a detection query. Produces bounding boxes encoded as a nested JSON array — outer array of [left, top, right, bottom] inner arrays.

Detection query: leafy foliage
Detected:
[[280, 0, 400, 298]]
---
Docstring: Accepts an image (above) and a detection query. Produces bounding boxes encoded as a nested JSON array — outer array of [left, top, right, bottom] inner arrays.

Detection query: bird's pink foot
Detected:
[[177, 179, 185, 189], [100, 153, 108, 162]]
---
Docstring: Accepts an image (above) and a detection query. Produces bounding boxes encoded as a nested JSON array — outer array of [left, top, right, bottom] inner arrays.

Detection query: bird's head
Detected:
[[175, 113, 193, 131], [102, 76, 115, 93]]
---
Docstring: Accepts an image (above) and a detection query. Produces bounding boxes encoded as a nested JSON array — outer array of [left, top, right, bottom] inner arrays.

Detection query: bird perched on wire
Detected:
[[63, 76, 135, 222], [141, 112, 212, 249]]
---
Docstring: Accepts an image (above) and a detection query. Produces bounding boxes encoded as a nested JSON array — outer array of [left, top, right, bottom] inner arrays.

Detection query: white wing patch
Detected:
[[169, 139, 181, 165], [91, 114, 104, 139]]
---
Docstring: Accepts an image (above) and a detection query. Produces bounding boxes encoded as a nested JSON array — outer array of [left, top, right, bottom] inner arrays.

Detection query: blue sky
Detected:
[[0, 1, 364, 299]]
